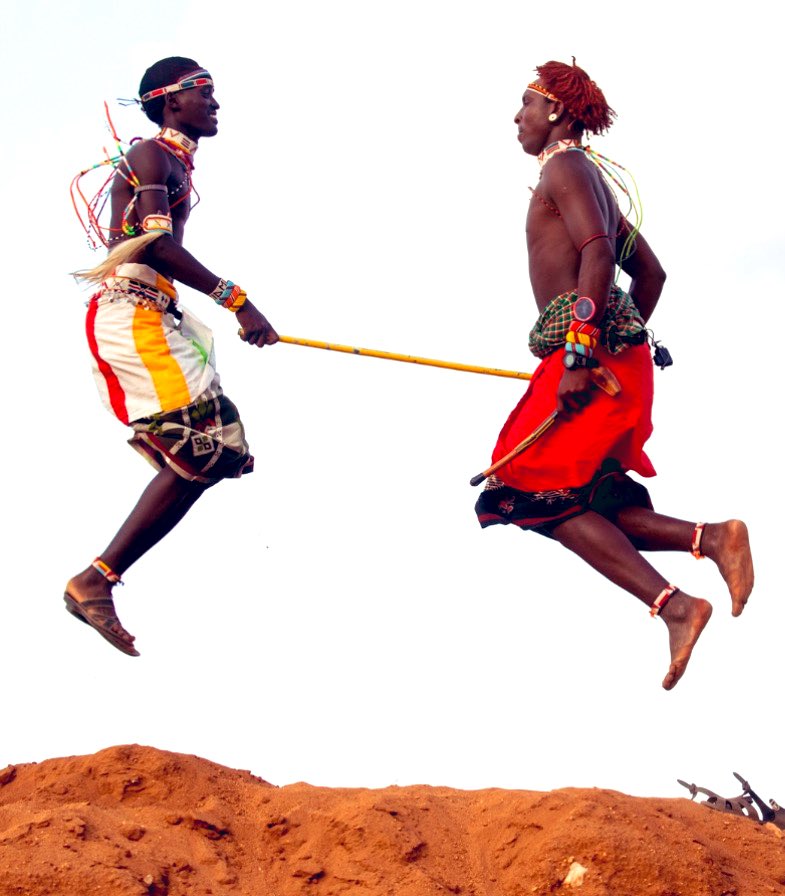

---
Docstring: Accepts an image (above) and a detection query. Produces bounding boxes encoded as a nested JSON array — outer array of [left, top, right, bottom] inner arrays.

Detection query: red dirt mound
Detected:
[[0, 744, 782, 895]]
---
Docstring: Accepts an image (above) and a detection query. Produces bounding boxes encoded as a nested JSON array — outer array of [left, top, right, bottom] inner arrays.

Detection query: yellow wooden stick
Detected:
[[274, 335, 533, 380]]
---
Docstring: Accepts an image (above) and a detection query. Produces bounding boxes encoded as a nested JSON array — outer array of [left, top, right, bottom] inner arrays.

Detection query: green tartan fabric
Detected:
[[528, 286, 647, 359]]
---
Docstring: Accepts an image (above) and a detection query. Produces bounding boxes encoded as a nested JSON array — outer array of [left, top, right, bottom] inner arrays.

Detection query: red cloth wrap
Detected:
[[491, 342, 655, 491]]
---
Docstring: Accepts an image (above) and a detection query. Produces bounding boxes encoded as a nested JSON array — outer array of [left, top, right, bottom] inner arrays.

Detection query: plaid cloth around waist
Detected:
[[528, 286, 646, 359]]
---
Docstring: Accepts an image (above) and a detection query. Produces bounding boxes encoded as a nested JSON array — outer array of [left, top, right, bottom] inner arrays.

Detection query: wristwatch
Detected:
[[573, 296, 597, 322], [563, 352, 599, 370]]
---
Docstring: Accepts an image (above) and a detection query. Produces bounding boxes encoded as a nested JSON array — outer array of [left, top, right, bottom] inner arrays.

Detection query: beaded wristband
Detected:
[[209, 278, 231, 301], [209, 278, 248, 313], [227, 290, 247, 313], [564, 320, 601, 358]]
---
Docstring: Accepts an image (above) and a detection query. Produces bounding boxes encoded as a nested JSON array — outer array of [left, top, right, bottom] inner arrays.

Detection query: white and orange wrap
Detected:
[[86, 263, 220, 425]]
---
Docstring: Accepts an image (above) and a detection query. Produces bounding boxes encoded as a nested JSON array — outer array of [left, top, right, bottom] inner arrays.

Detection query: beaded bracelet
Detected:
[[564, 320, 601, 358], [209, 278, 248, 313], [227, 290, 247, 313], [209, 277, 231, 301]]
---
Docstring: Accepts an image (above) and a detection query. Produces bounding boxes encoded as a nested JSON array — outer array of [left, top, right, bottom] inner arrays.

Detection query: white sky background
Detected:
[[2, 1, 783, 802]]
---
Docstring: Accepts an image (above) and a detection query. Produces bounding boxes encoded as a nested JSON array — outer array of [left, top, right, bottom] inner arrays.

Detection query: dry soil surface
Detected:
[[0, 744, 783, 895]]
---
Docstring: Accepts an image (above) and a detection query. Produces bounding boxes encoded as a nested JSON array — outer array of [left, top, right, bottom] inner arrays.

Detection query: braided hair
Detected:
[[535, 58, 615, 137]]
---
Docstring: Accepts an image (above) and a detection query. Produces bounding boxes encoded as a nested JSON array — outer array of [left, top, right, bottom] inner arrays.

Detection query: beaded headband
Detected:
[[140, 69, 213, 104], [527, 82, 560, 103]]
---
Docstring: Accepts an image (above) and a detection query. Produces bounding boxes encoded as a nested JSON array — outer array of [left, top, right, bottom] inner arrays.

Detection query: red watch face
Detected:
[[574, 297, 596, 322]]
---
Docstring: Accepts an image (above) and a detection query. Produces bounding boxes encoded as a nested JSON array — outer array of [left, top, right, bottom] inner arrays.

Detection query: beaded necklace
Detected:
[[151, 127, 199, 212], [537, 138, 583, 168], [154, 127, 198, 170]]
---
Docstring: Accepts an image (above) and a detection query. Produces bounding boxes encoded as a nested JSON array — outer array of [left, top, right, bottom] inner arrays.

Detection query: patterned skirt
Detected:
[[475, 459, 653, 538], [130, 390, 253, 484]]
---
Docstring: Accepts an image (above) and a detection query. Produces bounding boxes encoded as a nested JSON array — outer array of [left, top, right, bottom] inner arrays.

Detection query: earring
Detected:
[[548, 113, 558, 122]]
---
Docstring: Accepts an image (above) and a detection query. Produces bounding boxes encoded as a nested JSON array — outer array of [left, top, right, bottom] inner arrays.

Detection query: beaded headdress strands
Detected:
[[139, 69, 213, 104]]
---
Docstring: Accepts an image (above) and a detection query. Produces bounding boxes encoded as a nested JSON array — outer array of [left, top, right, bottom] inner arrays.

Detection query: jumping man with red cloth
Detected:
[[475, 60, 753, 689]]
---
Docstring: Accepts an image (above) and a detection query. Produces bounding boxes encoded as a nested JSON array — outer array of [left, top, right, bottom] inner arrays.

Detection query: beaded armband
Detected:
[[141, 213, 173, 234], [577, 232, 610, 253], [209, 278, 248, 313]]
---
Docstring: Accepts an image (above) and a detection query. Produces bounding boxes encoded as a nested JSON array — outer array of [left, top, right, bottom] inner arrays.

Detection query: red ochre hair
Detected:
[[535, 59, 615, 136]]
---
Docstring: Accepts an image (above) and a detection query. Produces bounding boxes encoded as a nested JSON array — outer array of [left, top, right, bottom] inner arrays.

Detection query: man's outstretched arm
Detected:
[[129, 143, 278, 347]]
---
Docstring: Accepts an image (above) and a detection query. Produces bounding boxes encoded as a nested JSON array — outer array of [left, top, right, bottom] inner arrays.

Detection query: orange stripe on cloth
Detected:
[[131, 305, 192, 411]]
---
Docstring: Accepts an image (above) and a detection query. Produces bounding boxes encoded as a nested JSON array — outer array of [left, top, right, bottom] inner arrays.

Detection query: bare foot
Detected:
[[659, 593, 713, 690], [64, 570, 139, 657], [702, 520, 754, 617]]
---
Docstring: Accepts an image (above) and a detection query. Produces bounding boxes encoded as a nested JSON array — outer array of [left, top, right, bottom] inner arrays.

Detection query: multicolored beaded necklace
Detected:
[[154, 127, 198, 170], [537, 138, 583, 168]]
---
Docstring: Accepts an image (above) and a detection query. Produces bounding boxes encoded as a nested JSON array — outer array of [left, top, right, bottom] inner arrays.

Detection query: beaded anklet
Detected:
[[209, 278, 248, 313], [92, 558, 123, 585], [691, 522, 706, 559], [650, 584, 679, 617]]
